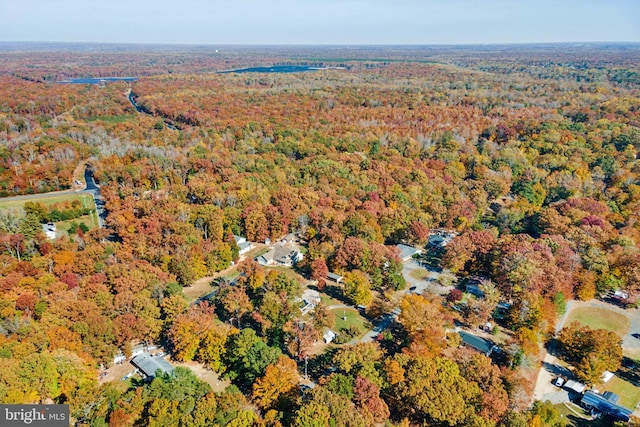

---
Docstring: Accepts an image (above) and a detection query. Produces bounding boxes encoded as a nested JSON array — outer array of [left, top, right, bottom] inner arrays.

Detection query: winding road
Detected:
[[127, 89, 179, 131]]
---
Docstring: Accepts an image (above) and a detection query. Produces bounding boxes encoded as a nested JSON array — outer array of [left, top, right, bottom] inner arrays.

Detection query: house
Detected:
[[397, 244, 422, 262], [465, 284, 485, 298], [42, 222, 56, 240], [131, 352, 174, 380], [613, 290, 628, 300], [233, 235, 253, 256], [580, 390, 632, 422], [302, 289, 321, 306], [327, 272, 344, 285], [255, 246, 303, 267], [255, 250, 275, 266], [323, 330, 337, 344], [427, 230, 457, 248], [493, 302, 511, 320], [280, 233, 297, 244], [113, 343, 158, 365], [464, 276, 490, 297], [459, 331, 496, 356], [300, 289, 321, 314]]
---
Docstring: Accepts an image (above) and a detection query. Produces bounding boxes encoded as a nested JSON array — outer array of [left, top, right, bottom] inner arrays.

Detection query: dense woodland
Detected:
[[0, 43, 639, 426]]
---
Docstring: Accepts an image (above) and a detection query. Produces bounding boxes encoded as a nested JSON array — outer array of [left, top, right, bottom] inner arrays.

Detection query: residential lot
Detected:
[[534, 298, 640, 418]]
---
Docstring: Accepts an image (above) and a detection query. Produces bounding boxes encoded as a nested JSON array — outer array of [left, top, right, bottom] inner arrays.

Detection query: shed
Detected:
[[131, 352, 174, 379], [581, 390, 632, 421], [327, 272, 343, 284], [323, 330, 337, 344]]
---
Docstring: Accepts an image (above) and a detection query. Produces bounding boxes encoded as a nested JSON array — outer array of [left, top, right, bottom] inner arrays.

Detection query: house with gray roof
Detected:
[[396, 244, 422, 261], [581, 390, 632, 421], [459, 331, 496, 356], [255, 246, 303, 267], [233, 235, 253, 256], [131, 352, 174, 380]]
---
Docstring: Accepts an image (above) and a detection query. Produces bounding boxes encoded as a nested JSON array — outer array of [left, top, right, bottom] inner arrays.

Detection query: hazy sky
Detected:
[[1, 0, 638, 45]]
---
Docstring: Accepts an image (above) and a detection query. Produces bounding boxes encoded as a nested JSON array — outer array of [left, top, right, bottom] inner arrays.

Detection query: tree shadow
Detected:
[[542, 361, 572, 378], [314, 284, 351, 306], [616, 357, 640, 387]]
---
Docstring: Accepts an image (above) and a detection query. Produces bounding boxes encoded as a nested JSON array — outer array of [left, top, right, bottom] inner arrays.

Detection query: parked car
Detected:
[[553, 376, 565, 387]]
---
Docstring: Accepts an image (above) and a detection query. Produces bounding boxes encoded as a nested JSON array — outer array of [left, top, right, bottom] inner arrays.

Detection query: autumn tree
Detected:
[[557, 322, 622, 385], [252, 355, 299, 409], [342, 270, 372, 306]]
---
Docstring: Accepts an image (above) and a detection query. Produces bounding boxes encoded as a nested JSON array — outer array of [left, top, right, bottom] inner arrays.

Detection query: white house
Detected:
[[233, 235, 253, 256], [255, 246, 303, 267]]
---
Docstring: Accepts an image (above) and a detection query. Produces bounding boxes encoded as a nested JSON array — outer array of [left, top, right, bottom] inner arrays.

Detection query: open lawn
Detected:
[[409, 268, 431, 281], [553, 403, 608, 427], [319, 290, 346, 307], [0, 192, 95, 211], [268, 265, 307, 284], [602, 376, 640, 410], [332, 308, 367, 334], [57, 213, 100, 232], [564, 307, 630, 337]]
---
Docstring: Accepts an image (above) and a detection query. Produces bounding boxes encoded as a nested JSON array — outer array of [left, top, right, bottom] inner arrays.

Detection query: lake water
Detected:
[[219, 65, 344, 74], [57, 77, 138, 84]]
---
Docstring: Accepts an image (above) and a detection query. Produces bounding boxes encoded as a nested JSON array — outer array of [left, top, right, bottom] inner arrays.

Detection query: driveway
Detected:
[[401, 259, 453, 296], [533, 352, 572, 403]]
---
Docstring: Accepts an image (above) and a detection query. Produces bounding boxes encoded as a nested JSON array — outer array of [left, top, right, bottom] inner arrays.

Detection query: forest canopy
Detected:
[[0, 43, 639, 426]]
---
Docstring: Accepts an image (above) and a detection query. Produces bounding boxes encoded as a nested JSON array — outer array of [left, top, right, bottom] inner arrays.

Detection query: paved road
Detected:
[[84, 168, 105, 229], [347, 258, 450, 345]]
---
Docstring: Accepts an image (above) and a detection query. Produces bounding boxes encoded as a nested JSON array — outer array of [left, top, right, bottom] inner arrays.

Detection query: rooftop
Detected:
[[459, 331, 494, 355], [131, 352, 174, 379], [397, 244, 421, 260], [581, 390, 632, 421]]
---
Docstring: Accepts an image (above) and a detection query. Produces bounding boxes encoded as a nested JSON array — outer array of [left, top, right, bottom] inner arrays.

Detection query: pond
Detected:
[[57, 77, 138, 84], [219, 65, 345, 74]]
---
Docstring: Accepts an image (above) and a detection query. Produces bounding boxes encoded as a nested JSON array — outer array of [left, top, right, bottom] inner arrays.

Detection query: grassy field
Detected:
[[0, 193, 98, 235], [409, 268, 431, 280], [56, 215, 100, 233], [332, 308, 367, 334], [0, 193, 95, 211], [319, 289, 347, 307], [554, 403, 609, 427], [602, 376, 640, 410], [564, 307, 631, 337]]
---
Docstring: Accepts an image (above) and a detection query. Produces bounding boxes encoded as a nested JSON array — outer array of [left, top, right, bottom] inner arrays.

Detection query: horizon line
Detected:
[[1, 40, 640, 48]]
